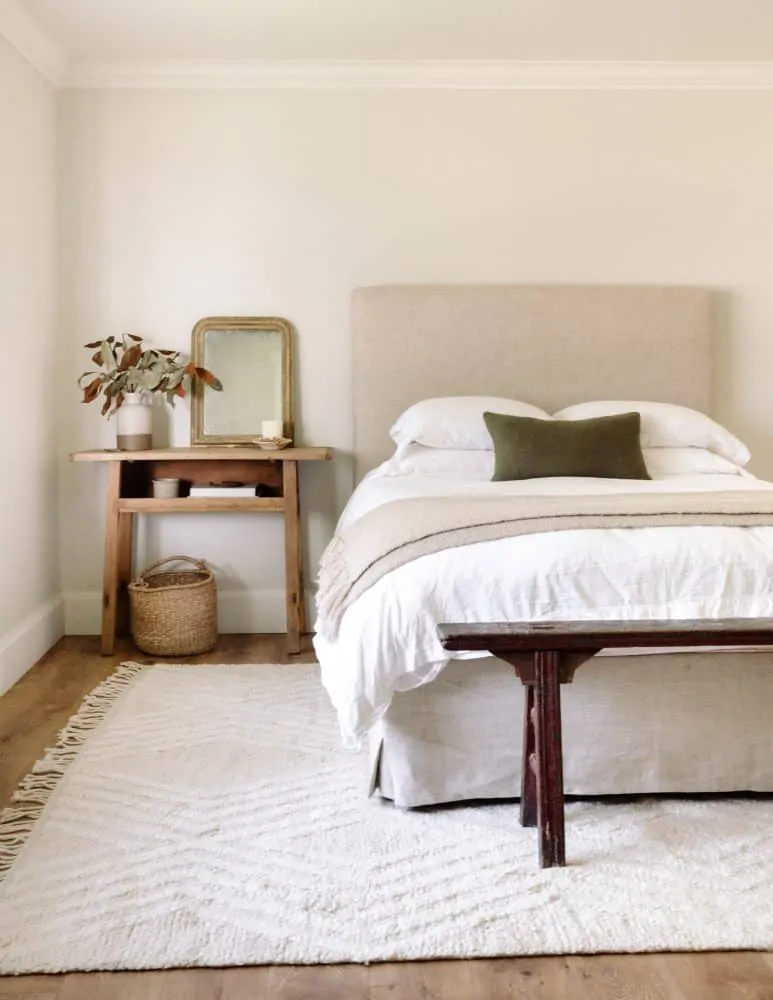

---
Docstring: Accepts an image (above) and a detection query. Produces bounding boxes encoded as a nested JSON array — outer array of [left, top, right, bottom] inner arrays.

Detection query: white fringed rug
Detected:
[[1, 662, 773, 974]]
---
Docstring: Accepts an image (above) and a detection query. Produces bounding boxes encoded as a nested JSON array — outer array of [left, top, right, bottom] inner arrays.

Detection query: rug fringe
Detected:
[[0, 661, 146, 881]]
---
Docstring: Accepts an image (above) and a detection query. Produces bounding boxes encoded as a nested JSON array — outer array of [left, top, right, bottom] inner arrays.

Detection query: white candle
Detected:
[[262, 419, 284, 439]]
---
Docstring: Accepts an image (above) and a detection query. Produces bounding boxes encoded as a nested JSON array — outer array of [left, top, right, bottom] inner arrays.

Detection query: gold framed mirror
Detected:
[[190, 316, 294, 445]]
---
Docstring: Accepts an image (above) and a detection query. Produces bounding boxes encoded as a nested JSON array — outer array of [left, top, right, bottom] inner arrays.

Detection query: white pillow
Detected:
[[378, 444, 746, 482], [379, 443, 495, 480], [553, 401, 750, 466], [390, 396, 551, 451], [643, 447, 749, 478]]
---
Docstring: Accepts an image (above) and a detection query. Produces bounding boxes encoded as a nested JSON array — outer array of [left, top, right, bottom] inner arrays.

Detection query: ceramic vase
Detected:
[[116, 391, 153, 451]]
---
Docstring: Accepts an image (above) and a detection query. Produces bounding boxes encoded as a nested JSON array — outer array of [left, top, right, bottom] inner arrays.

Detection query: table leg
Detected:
[[283, 460, 303, 654], [116, 511, 134, 637], [534, 649, 566, 868], [520, 683, 537, 827], [100, 462, 122, 656]]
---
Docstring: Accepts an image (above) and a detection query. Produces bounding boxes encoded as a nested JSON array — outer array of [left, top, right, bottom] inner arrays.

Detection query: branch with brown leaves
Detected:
[[78, 334, 223, 416]]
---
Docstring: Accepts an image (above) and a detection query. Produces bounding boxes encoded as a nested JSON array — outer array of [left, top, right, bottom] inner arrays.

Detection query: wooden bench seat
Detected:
[[439, 618, 773, 868]]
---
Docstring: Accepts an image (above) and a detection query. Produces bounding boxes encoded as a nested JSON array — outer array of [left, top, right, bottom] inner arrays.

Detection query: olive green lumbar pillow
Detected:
[[483, 410, 651, 481]]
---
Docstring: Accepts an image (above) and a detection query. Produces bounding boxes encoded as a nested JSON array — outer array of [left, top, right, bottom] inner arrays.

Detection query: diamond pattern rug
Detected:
[[1, 661, 772, 973]]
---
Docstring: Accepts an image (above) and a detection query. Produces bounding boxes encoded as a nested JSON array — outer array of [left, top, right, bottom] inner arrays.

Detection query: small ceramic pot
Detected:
[[152, 478, 180, 498]]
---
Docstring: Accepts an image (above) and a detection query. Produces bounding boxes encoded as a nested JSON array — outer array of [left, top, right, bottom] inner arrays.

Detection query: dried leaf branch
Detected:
[[78, 334, 223, 416]]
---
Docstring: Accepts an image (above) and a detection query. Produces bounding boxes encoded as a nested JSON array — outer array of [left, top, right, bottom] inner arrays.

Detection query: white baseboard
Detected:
[[63, 588, 313, 635], [0, 596, 65, 696]]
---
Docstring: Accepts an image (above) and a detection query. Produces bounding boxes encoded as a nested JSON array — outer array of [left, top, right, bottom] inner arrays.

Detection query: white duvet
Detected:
[[314, 466, 773, 748]]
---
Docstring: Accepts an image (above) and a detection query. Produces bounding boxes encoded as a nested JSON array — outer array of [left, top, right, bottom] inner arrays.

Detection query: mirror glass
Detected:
[[190, 317, 293, 445]]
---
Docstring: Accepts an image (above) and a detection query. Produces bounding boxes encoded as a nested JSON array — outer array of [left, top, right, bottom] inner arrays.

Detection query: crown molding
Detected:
[[0, 0, 67, 84], [62, 58, 773, 91]]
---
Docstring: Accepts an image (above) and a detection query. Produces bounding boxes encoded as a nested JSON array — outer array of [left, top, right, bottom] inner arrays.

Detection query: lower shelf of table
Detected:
[[118, 497, 286, 513]]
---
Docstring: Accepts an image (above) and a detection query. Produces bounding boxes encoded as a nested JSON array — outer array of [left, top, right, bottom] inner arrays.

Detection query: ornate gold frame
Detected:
[[190, 316, 294, 445]]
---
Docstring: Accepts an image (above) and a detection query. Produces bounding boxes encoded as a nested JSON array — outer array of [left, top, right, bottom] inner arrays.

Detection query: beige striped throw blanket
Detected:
[[315, 489, 773, 641]]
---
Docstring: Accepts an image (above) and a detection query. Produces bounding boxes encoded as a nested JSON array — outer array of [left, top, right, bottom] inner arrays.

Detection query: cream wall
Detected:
[[58, 88, 773, 633], [0, 37, 62, 692]]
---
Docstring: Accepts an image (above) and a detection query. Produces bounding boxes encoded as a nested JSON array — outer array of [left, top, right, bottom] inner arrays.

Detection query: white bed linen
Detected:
[[314, 469, 773, 749]]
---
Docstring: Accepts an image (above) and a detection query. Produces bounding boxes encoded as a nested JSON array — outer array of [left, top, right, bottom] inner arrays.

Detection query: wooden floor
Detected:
[[2, 636, 773, 999]]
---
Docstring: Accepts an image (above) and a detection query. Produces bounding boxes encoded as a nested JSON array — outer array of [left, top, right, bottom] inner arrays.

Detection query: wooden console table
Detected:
[[439, 618, 773, 869], [70, 447, 332, 656]]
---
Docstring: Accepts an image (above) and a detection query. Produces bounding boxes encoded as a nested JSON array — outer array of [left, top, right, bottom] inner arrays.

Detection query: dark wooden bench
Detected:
[[438, 618, 773, 868]]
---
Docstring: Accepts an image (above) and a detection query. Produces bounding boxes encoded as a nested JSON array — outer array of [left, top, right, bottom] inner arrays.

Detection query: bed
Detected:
[[314, 284, 773, 808]]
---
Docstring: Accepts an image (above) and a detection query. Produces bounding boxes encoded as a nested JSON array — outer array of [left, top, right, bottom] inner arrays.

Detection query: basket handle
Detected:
[[137, 555, 210, 582]]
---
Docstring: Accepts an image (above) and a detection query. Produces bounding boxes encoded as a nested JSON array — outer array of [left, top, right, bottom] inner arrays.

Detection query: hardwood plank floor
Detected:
[[1, 636, 772, 1000]]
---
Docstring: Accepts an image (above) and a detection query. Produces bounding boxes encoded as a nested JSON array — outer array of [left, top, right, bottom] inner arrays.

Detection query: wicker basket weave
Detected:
[[128, 555, 217, 656]]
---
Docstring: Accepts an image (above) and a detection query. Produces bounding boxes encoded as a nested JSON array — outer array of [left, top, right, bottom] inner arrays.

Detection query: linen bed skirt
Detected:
[[369, 650, 773, 808]]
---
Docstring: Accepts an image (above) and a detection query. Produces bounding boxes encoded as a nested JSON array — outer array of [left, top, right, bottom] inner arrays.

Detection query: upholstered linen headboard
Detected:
[[352, 284, 713, 480]]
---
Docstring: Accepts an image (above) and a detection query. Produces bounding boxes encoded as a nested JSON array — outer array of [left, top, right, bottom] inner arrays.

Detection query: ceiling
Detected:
[[18, 0, 773, 62]]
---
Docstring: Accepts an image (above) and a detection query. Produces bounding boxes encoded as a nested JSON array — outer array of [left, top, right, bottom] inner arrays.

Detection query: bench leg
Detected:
[[520, 683, 537, 827], [534, 649, 566, 868]]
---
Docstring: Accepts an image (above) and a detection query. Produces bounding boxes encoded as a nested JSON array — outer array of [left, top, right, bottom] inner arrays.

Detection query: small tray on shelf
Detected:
[[252, 436, 293, 451]]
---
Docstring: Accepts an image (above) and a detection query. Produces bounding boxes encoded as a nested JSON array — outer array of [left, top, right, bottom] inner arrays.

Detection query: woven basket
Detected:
[[128, 555, 217, 656]]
